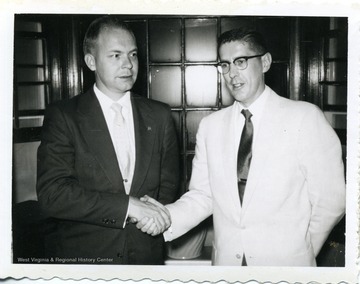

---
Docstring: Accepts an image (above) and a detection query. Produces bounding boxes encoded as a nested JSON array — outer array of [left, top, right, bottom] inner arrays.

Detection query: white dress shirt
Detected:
[[232, 85, 270, 156], [93, 84, 136, 194]]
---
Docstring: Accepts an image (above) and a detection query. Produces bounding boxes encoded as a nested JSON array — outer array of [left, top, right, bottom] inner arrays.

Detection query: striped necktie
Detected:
[[237, 109, 253, 205]]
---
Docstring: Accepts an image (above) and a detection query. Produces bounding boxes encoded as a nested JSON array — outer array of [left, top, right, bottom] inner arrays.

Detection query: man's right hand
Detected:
[[134, 195, 171, 236], [128, 196, 171, 235]]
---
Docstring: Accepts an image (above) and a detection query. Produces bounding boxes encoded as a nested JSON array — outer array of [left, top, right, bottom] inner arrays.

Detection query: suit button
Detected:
[[111, 219, 116, 224], [102, 218, 109, 224], [236, 254, 241, 259]]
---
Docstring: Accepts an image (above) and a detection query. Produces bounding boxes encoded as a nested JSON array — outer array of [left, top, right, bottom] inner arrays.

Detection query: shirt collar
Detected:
[[93, 84, 132, 111], [234, 85, 270, 118]]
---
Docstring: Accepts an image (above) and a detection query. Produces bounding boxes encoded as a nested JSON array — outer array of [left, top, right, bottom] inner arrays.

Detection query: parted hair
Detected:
[[217, 28, 268, 54], [83, 15, 135, 55]]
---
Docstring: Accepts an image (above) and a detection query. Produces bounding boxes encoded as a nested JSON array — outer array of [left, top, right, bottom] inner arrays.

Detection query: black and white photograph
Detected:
[[1, 1, 359, 283]]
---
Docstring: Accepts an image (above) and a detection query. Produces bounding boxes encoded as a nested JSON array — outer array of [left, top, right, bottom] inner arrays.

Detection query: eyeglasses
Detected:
[[216, 53, 266, 74]]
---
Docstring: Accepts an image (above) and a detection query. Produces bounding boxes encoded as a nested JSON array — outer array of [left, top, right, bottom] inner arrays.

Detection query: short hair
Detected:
[[217, 28, 268, 54], [83, 15, 135, 55]]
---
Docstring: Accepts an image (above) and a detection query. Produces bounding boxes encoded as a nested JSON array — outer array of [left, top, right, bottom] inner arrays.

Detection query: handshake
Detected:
[[128, 195, 171, 236]]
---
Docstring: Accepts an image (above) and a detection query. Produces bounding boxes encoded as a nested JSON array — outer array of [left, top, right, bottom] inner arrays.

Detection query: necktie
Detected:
[[111, 103, 131, 190], [237, 109, 253, 205]]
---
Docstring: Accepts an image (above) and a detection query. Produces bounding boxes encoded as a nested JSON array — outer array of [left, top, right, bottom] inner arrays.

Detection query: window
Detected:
[[13, 17, 49, 142], [148, 18, 222, 193]]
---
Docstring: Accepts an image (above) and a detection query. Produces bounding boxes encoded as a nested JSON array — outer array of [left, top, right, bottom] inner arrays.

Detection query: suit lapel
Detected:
[[130, 94, 156, 196], [241, 90, 283, 215], [218, 105, 244, 221], [77, 90, 125, 192]]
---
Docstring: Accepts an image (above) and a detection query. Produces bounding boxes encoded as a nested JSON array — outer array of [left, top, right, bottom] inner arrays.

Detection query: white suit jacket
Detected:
[[166, 87, 345, 266]]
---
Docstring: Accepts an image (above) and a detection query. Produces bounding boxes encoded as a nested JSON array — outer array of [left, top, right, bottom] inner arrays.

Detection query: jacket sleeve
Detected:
[[36, 104, 129, 229], [164, 118, 213, 241], [298, 106, 346, 256]]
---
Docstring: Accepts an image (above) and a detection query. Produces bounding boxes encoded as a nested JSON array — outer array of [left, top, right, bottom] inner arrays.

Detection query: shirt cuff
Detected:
[[163, 226, 173, 242], [123, 203, 130, 228]]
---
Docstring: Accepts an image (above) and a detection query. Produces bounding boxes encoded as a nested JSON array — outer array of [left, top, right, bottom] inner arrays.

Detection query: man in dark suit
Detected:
[[36, 16, 179, 265]]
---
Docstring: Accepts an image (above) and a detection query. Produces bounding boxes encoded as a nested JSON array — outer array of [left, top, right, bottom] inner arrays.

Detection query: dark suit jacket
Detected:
[[36, 88, 180, 264]]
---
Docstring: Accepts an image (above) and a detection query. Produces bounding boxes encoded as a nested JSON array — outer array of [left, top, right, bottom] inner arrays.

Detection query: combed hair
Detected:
[[217, 28, 268, 54], [83, 15, 135, 55]]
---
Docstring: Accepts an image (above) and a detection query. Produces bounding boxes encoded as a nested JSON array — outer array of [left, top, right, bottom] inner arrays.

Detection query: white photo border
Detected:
[[1, 0, 359, 283]]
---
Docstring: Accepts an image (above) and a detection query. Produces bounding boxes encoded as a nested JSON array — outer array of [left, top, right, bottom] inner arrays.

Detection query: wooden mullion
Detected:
[[13, 127, 42, 143], [17, 109, 45, 116]]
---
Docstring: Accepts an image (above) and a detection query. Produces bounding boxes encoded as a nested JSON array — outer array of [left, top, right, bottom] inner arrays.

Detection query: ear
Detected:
[[261, 52, 272, 73], [84, 53, 96, 71]]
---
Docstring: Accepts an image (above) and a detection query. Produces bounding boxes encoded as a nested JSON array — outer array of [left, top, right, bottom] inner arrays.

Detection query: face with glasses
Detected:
[[218, 40, 272, 107]]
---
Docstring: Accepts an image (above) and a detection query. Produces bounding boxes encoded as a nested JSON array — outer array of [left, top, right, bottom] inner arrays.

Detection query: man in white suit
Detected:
[[138, 28, 346, 266]]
